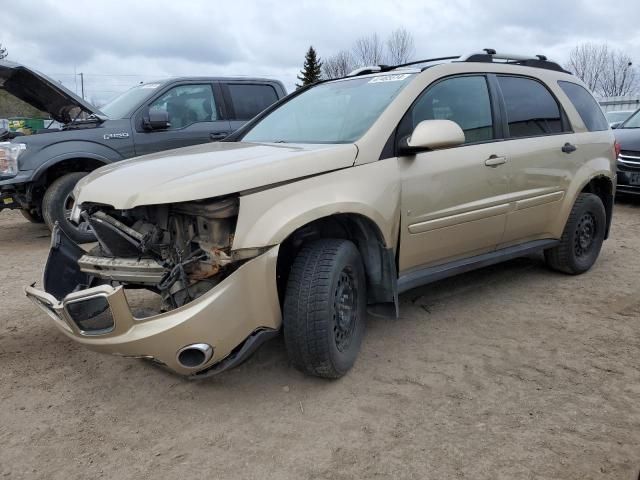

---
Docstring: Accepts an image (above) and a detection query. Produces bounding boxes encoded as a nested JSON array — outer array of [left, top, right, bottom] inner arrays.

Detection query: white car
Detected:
[[605, 110, 635, 129]]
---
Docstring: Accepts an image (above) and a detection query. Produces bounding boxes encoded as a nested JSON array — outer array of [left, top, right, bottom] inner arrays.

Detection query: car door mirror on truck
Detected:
[[143, 108, 171, 131], [400, 119, 465, 154]]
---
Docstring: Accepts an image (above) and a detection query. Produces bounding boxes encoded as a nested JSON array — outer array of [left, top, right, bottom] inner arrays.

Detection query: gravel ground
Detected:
[[0, 202, 639, 480]]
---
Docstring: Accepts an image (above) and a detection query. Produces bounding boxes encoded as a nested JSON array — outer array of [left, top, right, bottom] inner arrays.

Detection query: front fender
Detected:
[[28, 141, 126, 182], [232, 159, 401, 250]]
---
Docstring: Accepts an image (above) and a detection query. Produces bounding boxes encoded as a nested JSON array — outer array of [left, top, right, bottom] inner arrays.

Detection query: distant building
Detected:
[[597, 95, 640, 112]]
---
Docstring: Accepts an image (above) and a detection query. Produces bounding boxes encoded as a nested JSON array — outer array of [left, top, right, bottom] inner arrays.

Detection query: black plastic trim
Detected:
[[397, 239, 559, 294], [191, 327, 280, 378]]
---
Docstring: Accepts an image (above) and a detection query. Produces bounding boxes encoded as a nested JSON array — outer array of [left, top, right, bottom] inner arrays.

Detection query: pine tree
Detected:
[[0, 44, 7, 60], [296, 46, 322, 88]]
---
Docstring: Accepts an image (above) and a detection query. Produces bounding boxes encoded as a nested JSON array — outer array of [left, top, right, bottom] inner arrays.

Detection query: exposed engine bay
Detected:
[[77, 196, 242, 312]]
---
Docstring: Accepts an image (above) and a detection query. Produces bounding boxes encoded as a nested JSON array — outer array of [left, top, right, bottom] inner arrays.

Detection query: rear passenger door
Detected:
[[222, 82, 281, 131], [495, 75, 576, 246], [133, 82, 231, 156]]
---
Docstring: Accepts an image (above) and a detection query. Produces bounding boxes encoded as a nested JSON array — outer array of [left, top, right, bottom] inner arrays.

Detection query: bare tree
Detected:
[[386, 28, 415, 65], [565, 43, 638, 96], [566, 43, 608, 92], [600, 51, 637, 97], [320, 28, 417, 79], [323, 50, 355, 79], [0, 43, 7, 60], [352, 33, 385, 66]]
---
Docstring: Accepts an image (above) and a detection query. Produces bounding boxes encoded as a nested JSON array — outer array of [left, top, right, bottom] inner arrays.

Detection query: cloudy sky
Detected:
[[2, 0, 639, 104]]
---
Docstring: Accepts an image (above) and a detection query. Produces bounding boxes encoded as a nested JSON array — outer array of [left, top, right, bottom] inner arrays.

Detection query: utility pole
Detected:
[[79, 72, 85, 99]]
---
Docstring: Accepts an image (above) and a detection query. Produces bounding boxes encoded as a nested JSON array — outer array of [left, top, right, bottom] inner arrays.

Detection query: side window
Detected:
[[498, 76, 565, 138], [148, 84, 216, 130], [408, 76, 494, 144], [558, 81, 608, 132], [227, 84, 279, 120]]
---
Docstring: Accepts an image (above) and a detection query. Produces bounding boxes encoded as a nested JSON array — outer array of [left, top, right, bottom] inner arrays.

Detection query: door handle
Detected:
[[484, 155, 507, 167], [210, 132, 229, 140], [561, 142, 577, 154]]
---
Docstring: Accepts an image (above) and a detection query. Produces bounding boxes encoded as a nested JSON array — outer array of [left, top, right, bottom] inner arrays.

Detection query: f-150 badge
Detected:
[[104, 132, 130, 140]]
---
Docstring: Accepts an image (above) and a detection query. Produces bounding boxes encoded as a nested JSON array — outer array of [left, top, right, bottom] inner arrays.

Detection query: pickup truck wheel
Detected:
[[283, 238, 366, 379], [544, 193, 606, 275], [20, 208, 44, 224], [42, 172, 95, 243]]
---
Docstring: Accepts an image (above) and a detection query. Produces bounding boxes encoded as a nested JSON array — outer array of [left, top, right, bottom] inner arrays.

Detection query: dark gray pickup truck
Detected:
[[0, 60, 286, 241]]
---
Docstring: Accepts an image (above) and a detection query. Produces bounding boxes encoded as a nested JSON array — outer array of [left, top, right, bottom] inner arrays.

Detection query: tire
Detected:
[[20, 208, 44, 224], [283, 238, 367, 379], [42, 172, 95, 243], [544, 193, 606, 275]]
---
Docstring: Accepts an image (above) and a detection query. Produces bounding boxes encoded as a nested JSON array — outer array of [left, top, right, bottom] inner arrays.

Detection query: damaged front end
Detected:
[[80, 196, 241, 312], [25, 196, 282, 376]]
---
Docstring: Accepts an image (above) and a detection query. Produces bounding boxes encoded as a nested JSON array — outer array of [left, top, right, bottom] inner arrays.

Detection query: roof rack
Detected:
[[346, 49, 570, 77], [460, 49, 570, 73]]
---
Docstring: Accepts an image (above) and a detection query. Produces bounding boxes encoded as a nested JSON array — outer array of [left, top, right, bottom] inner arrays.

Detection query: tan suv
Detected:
[[26, 51, 616, 379]]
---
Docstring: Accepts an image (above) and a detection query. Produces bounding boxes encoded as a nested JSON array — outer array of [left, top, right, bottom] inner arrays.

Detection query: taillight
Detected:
[[614, 141, 621, 157]]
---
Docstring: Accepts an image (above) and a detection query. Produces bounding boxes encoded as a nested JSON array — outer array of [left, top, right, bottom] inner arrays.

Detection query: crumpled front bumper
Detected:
[[25, 228, 282, 376]]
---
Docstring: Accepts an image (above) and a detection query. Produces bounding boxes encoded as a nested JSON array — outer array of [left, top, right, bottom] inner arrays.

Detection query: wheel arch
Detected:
[[36, 156, 109, 186], [25, 155, 111, 213], [275, 213, 398, 316], [579, 174, 614, 239]]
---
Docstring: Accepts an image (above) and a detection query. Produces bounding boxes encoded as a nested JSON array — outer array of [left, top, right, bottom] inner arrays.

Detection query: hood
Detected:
[[613, 128, 640, 152], [0, 60, 106, 124], [75, 142, 358, 209]]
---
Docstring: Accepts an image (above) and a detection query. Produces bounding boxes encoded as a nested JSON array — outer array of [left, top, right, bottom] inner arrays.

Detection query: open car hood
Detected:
[[0, 60, 106, 124], [75, 142, 358, 210]]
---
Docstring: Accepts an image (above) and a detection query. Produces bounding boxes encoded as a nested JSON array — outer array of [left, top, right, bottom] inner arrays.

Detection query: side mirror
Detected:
[[401, 119, 465, 153], [143, 108, 170, 130]]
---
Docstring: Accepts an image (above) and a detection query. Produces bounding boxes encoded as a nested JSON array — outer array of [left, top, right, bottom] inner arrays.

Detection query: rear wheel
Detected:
[[283, 239, 367, 379], [20, 208, 44, 224], [42, 172, 94, 243], [545, 193, 606, 274]]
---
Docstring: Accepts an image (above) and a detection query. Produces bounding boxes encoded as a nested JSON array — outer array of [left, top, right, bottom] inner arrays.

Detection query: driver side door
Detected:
[[398, 75, 510, 272]]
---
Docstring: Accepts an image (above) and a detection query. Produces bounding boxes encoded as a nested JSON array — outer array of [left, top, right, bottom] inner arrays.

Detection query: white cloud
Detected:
[[2, 0, 639, 101]]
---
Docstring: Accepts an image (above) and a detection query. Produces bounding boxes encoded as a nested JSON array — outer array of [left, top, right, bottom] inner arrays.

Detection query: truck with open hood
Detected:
[[0, 60, 286, 241]]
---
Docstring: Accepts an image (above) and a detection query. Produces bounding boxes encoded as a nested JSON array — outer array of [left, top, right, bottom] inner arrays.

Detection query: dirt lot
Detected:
[[0, 203, 639, 480]]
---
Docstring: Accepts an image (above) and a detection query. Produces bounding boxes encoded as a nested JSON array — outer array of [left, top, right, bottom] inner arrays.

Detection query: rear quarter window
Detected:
[[227, 84, 279, 120], [558, 81, 609, 132]]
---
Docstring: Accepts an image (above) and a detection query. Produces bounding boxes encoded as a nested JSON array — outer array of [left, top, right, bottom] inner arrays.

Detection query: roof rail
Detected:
[[345, 50, 571, 78], [347, 56, 461, 77], [347, 65, 385, 76], [461, 49, 570, 73]]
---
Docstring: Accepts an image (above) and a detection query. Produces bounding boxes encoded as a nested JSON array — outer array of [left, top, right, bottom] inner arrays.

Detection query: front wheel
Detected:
[[283, 239, 367, 379], [545, 193, 606, 274], [42, 172, 95, 243]]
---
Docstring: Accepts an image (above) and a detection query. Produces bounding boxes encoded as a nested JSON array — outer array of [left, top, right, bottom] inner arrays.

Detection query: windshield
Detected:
[[242, 73, 415, 144], [605, 111, 633, 123], [100, 83, 163, 119], [620, 110, 640, 128]]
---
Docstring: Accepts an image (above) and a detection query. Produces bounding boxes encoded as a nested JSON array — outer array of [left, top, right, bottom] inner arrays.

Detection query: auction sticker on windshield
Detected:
[[369, 74, 411, 83]]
